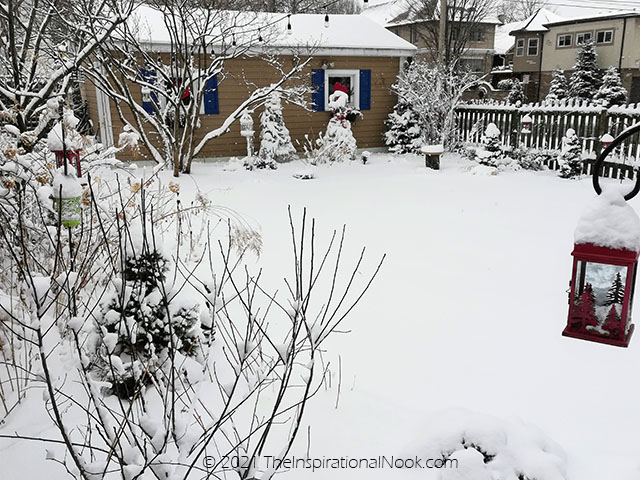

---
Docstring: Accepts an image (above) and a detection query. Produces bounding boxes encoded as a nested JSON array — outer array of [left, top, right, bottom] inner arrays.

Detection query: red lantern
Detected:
[[521, 114, 533, 132], [601, 133, 614, 149], [563, 124, 640, 347], [52, 149, 82, 178]]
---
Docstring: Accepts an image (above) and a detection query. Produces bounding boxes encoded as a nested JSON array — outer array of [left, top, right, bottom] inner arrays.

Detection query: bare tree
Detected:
[[83, 1, 312, 176], [404, 0, 494, 69], [497, 0, 548, 23], [0, 0, 134, 148]]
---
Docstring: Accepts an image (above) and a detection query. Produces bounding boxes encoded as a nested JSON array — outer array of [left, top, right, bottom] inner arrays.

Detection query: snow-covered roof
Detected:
[[509, 8, 565, 35], [364, 0, 499, 27], [494, 20, 524, 55], [132, 5, 416, 57], [544, 10, 640, 28]]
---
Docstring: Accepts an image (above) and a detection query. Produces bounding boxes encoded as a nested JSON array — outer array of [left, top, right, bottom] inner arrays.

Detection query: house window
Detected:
[[469, 26, 485, 42], [557, 34, 572, 48], [576, 31, 593, 45], [596, 29, 614, 44], [409, 25, 418, 44], [459, 58, 485, 73], [527, 38, 539, 56], [324, 69, 359, 108], [516, 38, 525, 56]]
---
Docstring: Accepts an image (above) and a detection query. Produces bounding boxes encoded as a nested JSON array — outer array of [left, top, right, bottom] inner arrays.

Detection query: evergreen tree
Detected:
[[258, 91, 297, 164], [569, 40, 601, 101], [579, 283, 598, 330], [507, 79, 525, 105], [476, 123, 503, 167], [595, 66, 628, 107], [385, 98, 422, 154], [546, 69, 568, 102], [605, 272, 625, 306], [558, 128, 582, 178], [603, 304, 622, 339]]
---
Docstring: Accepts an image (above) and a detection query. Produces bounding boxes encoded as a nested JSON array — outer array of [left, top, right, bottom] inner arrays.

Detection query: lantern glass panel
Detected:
[[572, 260, 629, 329]]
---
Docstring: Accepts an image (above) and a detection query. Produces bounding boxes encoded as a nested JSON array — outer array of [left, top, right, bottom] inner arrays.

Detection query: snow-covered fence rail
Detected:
[[455, 99, 640, 168]]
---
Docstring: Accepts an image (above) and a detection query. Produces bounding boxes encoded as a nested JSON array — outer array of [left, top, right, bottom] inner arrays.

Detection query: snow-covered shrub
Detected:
[[389, 60, 477, 149], [507, 79, 525, 105], [558, 128, 583, 178], [595, 66, 627, 107], [476, 123, 503, 167], [519, 149, 554, 171], [243, 155, 277, 170], [546, 69, 568, 102], [569, 39, 601, 101], [258, 91, 297, 163], [308, 90, 361, 164], [93, 245, 204, 398], [496, 79, 514, 90], [416, 409, 567, 480], [385, 96, 422, 154]]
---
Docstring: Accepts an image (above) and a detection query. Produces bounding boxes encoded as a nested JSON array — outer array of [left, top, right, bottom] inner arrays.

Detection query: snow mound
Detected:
[[52, 171, 83, 198], [574, 185, 640, 252], [416, 409, 567, 480]]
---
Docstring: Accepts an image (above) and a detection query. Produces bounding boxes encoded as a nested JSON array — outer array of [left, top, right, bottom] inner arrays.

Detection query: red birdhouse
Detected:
[[52, 149, 82, 178]]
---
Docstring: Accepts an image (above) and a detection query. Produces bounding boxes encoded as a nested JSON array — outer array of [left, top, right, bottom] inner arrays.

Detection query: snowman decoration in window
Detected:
[[318, 82, 362, 162]]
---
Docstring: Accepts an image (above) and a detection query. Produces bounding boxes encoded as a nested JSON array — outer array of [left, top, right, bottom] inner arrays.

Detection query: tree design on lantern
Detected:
[[563, 124, 640, 347]]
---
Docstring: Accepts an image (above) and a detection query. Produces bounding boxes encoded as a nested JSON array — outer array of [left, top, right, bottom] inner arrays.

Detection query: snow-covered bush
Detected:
[[243, 155, 277, 170], [388, 60, 477, 149], [519, 149, 553, 171], [476, 123, 503, 167], [569, 39, 601, 101], [558, 128, 583, 178], [308, 90, 361, 164], [496, 79, 514, 90], [507, 79, 525, 105], [258, 91, 298, 164], [595, 66, 628, 107], [546, 69, 568, 102], [385, 97, 422, 154], [416, 409, 567, 480]]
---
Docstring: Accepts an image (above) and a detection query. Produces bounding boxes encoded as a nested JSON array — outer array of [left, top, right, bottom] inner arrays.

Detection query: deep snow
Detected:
[[2, 153, 640, 479]]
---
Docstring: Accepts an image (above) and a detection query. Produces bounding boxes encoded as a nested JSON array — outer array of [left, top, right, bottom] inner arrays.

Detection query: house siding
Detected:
[[86, 54, 400, 161]]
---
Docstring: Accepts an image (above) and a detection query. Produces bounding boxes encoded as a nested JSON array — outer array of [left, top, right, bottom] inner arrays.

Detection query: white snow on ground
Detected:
[[3, 153, 640, 479]]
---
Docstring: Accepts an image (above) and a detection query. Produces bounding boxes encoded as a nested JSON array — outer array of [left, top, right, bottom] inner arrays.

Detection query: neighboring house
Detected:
[[363, 0, 500, 78], [541, 12, 640, 102], [83, 11, 416, 160], [509, 8, 564, 101]]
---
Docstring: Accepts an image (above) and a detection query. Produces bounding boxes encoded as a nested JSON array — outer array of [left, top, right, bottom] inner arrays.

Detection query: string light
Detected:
[[258, 28, 263, 42], [287, 14, 292, 35], [232, 34, 236, 46], [324, 12, 329, 28]]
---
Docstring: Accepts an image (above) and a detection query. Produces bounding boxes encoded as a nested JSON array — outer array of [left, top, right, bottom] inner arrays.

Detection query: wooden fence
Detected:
[[455, 99, 640, 177]]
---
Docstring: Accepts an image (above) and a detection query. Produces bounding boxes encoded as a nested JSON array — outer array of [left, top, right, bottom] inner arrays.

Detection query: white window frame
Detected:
[[527, 38, 539, 56], [596, 29, 614, 45], [516, 38, 525, 57], [576, 31, 593, 45], [324, 69, 360, 108], [557, 34, 572, 48]]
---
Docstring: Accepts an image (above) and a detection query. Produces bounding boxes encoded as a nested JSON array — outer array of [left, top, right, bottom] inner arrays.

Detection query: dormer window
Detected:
[[516, 38, 525, 56], [527, 38, 539, 56]]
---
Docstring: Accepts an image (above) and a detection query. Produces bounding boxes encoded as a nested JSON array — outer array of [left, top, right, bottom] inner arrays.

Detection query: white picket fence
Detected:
[[455, 99, 640, 177]]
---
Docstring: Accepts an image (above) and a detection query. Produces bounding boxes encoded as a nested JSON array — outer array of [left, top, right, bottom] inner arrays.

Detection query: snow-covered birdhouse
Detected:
[[601, 133, 614, 149], [141, 86, 152, 103], [240, 111, 254, 138], [521, 114, 533, 134], [563, 188, 640, 347], [47, 110, 84, 178]]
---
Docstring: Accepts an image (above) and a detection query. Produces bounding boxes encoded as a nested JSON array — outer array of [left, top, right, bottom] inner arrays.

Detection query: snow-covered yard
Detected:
[[3, 153, 640, 479]]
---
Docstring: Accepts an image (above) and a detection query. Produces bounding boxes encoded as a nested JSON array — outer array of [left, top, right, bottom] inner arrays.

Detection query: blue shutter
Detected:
[[311, 69, 325, 112], [203, 74, 219, 115], [359, 69, 371, 111], [140, 68, 157, 114]]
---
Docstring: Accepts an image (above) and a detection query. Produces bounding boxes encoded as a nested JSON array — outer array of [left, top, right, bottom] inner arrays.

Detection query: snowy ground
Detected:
[[3, 153, 640, 479]]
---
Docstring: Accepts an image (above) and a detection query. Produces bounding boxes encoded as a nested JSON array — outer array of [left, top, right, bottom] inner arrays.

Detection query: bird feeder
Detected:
[[563, 123, 640, 347], [141, 86, 152, 103], [53, 172, 83, 228], [239, 111, 255, 158], [601, 133, 614, 149], [521, 114, 533, 134], [52, 149, 82, 177]]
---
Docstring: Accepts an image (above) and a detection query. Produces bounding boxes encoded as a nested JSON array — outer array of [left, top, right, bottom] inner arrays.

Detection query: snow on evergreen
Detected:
[[546, 69, 568, 102], [258, 91, 297, 164], [557, 128, 582, 178], [475, 123, 503, 167], [385, 97, 422, 154], [595, 66, 628, 108], [569, 40, 600, 101], [507, 79, 525, 105]]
